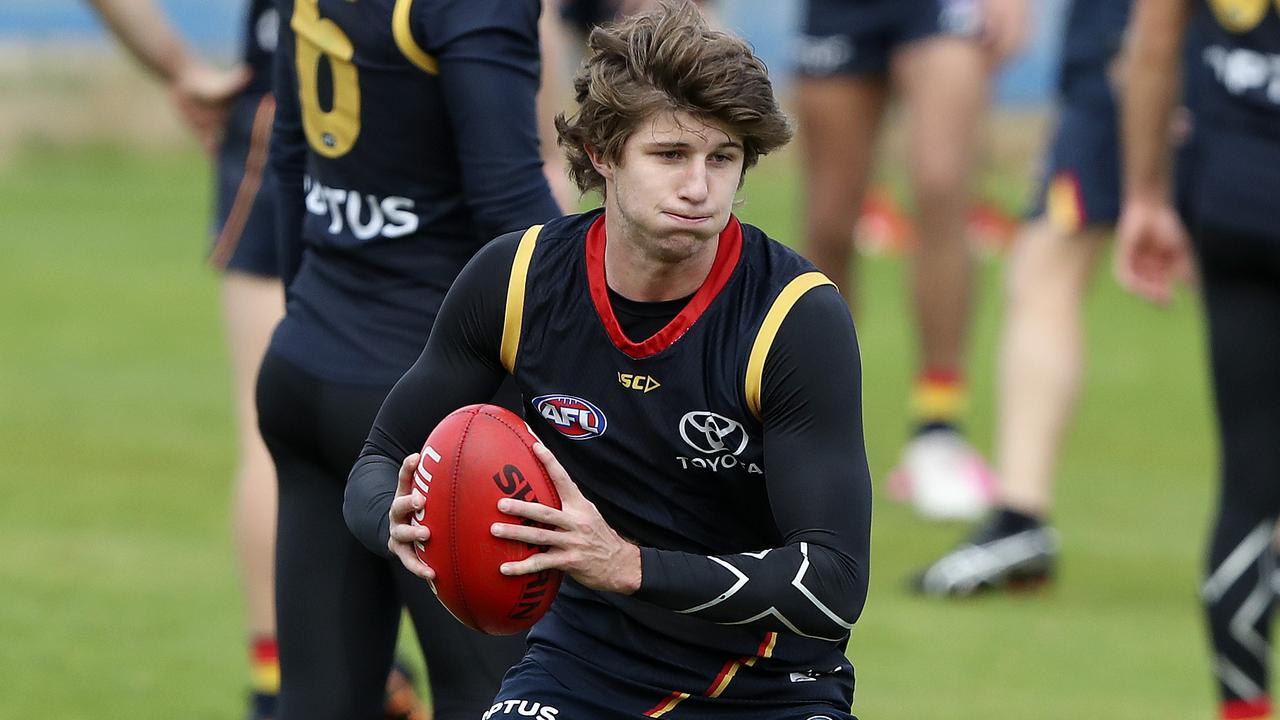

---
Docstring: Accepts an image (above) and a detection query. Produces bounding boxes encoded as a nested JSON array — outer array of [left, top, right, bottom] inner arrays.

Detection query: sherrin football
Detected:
[[410, 404, 562, 635]]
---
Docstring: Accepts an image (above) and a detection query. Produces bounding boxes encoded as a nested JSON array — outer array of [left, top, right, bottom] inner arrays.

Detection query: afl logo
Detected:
[[532, 395, 607, 440], [679, 411, 748, 455]]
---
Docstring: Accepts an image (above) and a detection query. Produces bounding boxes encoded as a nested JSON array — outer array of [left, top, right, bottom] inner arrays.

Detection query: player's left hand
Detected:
[[491, 443, 642, 595], [169, 61, 252, 156], [980, 0, 1028, 67]]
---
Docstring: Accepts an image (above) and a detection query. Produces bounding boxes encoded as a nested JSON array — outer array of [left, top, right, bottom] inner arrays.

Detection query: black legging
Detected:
[[1194, 225, 1280, 708], [256, 350, 527, 720]]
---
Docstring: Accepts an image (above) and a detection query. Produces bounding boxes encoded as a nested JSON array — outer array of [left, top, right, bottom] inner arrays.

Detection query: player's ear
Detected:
[[585, 143, 614, 181]]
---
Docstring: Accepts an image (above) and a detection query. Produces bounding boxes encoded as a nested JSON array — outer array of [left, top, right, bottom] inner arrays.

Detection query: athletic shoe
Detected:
[[384, 660, 431, 720], [887, 429, 996, 521], [912, 517, 1059, 597]]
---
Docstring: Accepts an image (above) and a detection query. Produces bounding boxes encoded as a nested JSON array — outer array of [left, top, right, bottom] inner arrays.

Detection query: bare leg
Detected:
[[537, 3, 576, 213], [911, 220, 1108, 594], [892, 38, 987, 375], [996, 220, 1109, 515], [795, 75, 889, 304], [221, 270, 284, 641], [885, 39, 996, 522]]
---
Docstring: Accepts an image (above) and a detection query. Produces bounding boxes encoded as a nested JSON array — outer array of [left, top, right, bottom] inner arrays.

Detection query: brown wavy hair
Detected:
[[555, 0, 792, 196]]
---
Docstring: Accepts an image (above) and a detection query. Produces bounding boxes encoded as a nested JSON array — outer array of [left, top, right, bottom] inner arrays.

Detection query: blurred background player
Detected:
[[913, 0, 1131, 596], [86, 3, 431, 717], [793, 0, 1027, 521], [1118, 0, 1280, 717], [260, 0, 562, 717], [84, 2, 289, 716]]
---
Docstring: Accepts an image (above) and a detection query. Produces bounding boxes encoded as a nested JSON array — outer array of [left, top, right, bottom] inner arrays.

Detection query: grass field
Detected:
[[0, 141, 1220, 719]]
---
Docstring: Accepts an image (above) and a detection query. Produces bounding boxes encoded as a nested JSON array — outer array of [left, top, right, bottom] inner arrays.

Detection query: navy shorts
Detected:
[[1028, 69, 1121, 233], [483, 655, 857, 720], [794, 0, 983, 77], [209, 91, 278, 277]]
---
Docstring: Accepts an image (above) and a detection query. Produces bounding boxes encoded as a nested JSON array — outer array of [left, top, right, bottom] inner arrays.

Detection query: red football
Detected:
[[409, 404, 562, 635]]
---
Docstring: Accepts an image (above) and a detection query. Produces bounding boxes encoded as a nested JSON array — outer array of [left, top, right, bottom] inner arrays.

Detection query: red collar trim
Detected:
[[586, 214, 742, 359]]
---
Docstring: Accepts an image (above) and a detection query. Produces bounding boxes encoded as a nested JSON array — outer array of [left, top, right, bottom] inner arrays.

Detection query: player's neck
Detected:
[[601, 213, 720, 303]]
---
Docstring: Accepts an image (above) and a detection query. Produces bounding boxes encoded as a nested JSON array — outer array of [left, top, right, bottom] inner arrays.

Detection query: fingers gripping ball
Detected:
[[410, 404, 562, 635]]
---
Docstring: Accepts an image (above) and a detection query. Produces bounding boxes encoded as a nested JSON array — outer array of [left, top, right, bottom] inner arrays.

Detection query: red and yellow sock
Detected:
[[1222, 698, 1272, 719], [910, 369, 967, 432], [251, 635, 280, 696]]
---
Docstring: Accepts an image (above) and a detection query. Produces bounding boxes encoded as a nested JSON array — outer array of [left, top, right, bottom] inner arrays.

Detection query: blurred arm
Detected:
[[268, 0, 307, 289], [425, 0, 564, 236], [1123, 0, 1192, 203], [980, 0, 1029, 67], [86, 0, 250, 154], [1114, 0, 1194, 304], [86, 0, 191, 82]]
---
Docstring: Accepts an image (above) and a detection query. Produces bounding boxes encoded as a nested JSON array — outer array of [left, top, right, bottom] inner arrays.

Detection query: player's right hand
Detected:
[[493, 443, 642, 595], [388, 452, 436, 582], [169, 61, 252, 156]]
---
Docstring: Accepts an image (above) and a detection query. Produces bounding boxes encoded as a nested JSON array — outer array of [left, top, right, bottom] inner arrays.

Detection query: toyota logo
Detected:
[[679, 411, 748, 455]]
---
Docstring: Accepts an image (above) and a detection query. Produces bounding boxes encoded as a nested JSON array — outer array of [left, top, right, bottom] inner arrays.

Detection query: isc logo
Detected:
[[532, 395, 607, 440], [617, 372, 661, 393]]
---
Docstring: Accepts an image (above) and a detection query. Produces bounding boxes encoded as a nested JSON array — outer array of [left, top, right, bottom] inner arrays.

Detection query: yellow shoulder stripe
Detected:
[[393, 0, 439, 74], [500, 225, 543, 373], [745, 272, 836, 420]]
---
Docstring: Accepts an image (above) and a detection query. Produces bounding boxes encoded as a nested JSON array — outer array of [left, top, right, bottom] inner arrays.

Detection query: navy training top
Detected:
[[347, 211, 873, 711], [267, 0, 562, 385]]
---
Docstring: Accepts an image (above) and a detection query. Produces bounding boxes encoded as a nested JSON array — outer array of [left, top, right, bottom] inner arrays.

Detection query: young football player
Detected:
[[348, 3, 873, 717]]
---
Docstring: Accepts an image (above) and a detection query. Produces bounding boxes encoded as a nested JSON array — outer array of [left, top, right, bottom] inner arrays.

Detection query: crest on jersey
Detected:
[[679, 411, 748, 455], [532, 395, 607, 440]]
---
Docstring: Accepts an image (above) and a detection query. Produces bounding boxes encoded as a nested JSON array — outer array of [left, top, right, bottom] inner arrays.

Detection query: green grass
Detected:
[[0, 143, 1217, 719]]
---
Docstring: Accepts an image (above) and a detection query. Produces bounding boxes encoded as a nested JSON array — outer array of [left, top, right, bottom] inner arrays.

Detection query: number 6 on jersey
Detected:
[[292, 0, 360, 157]]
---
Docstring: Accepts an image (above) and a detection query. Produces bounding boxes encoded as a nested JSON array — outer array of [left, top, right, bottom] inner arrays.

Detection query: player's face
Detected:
[[593, 110, 744, 263]]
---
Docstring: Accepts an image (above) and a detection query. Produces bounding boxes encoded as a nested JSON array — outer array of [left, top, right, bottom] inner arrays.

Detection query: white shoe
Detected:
[[888, 429, 996, 521]]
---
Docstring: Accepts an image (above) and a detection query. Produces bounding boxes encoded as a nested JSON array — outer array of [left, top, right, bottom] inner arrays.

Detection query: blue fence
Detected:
[[0, 0, 1066, 104]]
